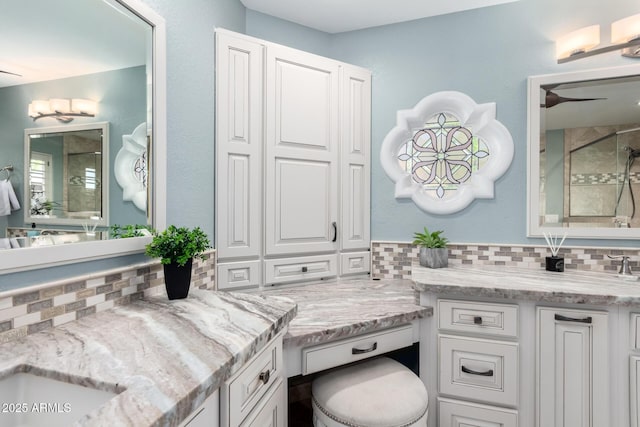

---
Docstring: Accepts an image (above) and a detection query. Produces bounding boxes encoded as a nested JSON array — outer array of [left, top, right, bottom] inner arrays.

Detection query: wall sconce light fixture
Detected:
[[28, 98, 98, 123], [557, 13, 640, 63]]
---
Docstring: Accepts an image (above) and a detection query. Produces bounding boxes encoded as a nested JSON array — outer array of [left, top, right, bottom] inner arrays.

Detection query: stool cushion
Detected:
[[312, 357, 428, 427]]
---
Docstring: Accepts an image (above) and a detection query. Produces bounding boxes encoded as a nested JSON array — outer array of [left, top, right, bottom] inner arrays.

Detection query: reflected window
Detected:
[[29, 152, 52, 216]]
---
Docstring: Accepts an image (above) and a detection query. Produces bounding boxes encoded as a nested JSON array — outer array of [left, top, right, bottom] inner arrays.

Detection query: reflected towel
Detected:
[[0, 238, 10, 249], [0, 180, 20, 216], [9, 238, 20, 248]]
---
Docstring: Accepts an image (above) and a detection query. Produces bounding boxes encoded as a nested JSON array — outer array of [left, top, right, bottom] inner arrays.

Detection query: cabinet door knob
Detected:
[[473, 316, 483, 325], [332, 222, 338, 242], [301, 266, 308, 273], [554, 314, 592, 324], [259, 370, 270, 385], [461, 365, 494, 376]]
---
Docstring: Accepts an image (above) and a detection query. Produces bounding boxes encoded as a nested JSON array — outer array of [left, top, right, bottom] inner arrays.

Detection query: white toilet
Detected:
[[311, 357, 429, 427]]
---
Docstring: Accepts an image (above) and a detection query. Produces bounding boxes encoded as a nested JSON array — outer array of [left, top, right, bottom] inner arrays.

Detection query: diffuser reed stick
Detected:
[[543, 232, 567, 257]]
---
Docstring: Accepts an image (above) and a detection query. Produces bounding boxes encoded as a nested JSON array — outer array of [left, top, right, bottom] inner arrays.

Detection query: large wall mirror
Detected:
[[528, 64, 640, 239], [0, 0, 166, 273]]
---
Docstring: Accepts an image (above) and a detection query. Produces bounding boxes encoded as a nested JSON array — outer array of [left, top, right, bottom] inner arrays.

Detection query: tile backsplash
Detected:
[[371, 241, 639, 279], [0, 250, 216, 344]]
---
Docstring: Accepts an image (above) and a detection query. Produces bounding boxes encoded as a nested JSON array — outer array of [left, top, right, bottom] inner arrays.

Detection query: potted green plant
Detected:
[[110, 224, 154, 239], [412, 226, 449, 268], [145, 225, 211, 300]]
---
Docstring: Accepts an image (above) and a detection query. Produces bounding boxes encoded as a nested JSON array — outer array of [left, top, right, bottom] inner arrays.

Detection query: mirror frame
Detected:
[[24, 122, 111, 227], [527, 63, 640, 239], [0, 0, 166, 273]]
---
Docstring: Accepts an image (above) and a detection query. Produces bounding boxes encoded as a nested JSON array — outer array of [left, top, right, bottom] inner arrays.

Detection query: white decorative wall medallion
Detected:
[[381, 91, 514, 214], [115, 122, 148, 212]]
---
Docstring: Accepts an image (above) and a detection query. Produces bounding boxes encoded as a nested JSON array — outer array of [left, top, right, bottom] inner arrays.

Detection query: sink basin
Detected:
[[0, 372, 117, 427]]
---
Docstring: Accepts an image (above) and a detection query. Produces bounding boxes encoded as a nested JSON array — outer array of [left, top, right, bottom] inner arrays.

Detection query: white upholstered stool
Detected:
[[311, 357, 428, 427]]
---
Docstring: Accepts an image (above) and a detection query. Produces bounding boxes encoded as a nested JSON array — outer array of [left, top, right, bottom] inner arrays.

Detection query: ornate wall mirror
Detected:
[[527, 64, 640, 239], [0, 0, 166, 273]]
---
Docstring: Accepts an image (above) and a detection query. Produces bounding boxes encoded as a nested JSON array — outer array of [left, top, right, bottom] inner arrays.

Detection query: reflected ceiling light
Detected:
[[28, 98, 97, 123], [557, 14, 640, 63]]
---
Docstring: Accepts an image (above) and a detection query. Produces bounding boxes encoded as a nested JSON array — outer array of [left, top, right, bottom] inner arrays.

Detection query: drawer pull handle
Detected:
[[461, 366, 494, 376], [352, 342, 378, 355], [473, 316, 483, 325], [332, 222, 338, 243], [302, 266, 308, 273], [554, 314, 592, 324], [259, 370, 270, 385]]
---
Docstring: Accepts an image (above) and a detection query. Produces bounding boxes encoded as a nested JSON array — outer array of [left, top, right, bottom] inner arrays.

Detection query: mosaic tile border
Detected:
[[371, 241, 640, 279], [0, 249, 216, 344]]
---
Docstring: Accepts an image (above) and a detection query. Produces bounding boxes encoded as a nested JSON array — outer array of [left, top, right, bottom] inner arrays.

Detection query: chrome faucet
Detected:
[[608, 255, 637, 280]]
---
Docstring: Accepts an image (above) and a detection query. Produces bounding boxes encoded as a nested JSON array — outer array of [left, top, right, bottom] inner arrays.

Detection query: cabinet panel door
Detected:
[[341, 65, 371, 251], [215, 32, 263, 260], [265, 44, 339, 255], [536, 307, 608, 427], [632, 356, 640, 427]]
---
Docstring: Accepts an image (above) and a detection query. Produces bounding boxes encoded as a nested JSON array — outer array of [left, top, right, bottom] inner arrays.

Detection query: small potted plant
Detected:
[[412, 226, 449, 268], [145, 225, 211, 300]]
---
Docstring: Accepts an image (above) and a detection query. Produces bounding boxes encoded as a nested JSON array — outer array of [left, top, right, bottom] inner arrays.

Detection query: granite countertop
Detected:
[[413, 264, 640, 305], [255, 277, 432, 348], [0, 289, 297, 427]]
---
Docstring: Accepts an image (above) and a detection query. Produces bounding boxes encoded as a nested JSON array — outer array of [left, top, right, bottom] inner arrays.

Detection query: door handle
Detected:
[[554, 314, 592, 324], [352, 342, 377, 355], [461, 366, 494, 376], [332, 221, 337, 242]]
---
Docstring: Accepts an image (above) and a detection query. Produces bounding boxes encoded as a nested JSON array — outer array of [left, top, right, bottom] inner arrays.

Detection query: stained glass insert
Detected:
[[397, 112, 490, 198]]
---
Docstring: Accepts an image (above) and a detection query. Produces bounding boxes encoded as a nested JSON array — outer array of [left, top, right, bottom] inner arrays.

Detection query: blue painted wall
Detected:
[[246, 0, 640, 247], [6, 0, 640, 289]]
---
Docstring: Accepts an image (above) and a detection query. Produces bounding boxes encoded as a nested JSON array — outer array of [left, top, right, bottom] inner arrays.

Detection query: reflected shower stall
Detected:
[[569, 127, 640, 227]]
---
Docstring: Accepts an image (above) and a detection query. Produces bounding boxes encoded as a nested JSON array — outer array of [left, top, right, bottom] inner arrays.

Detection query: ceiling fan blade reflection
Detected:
[[544, 90, 606, 108]]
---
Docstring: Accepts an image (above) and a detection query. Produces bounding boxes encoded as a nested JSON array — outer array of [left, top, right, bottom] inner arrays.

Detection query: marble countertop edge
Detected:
[[412, 265, 640, 306]]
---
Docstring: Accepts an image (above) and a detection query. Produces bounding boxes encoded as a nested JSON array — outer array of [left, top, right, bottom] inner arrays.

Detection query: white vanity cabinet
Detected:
[[221, 333, 285, 427], [215, 29, 371, 290], [179, 390, 220, 427], [536, 307, 608, 427], [177, 333, 285, 427], [434, 299, 519, 427], [420, 294, 619, 427]]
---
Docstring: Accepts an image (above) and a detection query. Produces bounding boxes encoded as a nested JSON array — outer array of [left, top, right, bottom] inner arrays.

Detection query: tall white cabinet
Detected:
[[215, 29, 371, 289]]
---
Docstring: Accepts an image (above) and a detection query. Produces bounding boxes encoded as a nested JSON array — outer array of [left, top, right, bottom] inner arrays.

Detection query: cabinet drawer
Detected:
[[265, 254, 337, 285], [241, 378, 285, 427], [222, 334, 283, 427], [439, 334, 518, 407], [438, 299, 518, 338], [302, 324, 414, 375], [438, 397, 518, 427], [217, 261, 261, 290], [339, 251, 370, 275]]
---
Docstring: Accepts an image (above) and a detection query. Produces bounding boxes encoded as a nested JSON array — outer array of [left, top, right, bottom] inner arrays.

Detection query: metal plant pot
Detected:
[[419, 247, 448, 268]]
